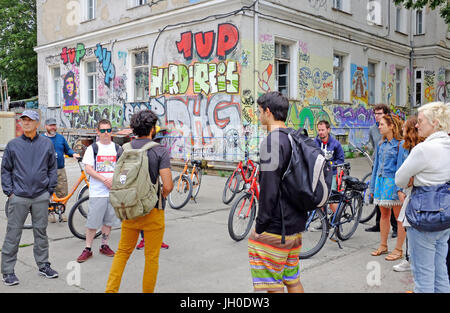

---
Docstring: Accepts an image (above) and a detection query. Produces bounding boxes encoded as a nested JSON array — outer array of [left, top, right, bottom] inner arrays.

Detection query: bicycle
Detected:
[[222, 158, 256, 205], [168, 156, 205, 209], [227, 161, 260, 241], [348, 142, 376, 223], [299, 175, 367, 259]]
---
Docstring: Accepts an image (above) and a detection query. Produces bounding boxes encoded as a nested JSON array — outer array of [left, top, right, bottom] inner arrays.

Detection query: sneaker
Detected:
[[77, 248, 93, 263], [2, 273, 19, 286], [136, 239, 145, 250], [393, 259, 411, 272], [161, 242, 169, 249], [38, 263, 58, 279], [99, 245, 115, 257]]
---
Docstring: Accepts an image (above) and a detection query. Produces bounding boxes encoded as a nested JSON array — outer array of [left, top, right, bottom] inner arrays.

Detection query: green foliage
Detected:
[[0, 0, 37, 100], [393, 0, 450, 24]]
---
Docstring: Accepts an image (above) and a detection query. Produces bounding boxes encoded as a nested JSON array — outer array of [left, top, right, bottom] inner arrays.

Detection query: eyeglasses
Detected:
[[99, 128, 112, 133]]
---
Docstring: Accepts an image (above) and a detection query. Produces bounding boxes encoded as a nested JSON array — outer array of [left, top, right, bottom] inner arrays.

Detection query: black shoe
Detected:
[[391, 231, 398, 238], [2, 273, 19, 286], [38, 263, 58, 279], [365, 225, 380, 232]]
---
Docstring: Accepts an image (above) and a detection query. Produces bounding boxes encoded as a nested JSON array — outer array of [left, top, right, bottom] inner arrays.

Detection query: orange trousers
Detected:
[[105, 208, 165, 293]]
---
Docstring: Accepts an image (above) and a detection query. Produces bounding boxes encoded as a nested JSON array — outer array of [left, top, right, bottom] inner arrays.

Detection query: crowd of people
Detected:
[[0, 96, 448, 293]]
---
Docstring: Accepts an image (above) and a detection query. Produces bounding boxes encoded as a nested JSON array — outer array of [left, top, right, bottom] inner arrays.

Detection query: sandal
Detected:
[[385, 248, 403, 261], [371, 244, 388, 256]]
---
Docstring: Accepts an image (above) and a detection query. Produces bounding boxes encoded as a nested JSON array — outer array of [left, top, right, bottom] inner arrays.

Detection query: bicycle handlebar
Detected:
[[331, 162, 351, 170]]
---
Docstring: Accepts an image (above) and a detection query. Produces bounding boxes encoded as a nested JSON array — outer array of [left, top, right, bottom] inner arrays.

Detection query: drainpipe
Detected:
[[253, 0, 259, 155], [110, 39, 117, 126], [409, 9, 414, 115]]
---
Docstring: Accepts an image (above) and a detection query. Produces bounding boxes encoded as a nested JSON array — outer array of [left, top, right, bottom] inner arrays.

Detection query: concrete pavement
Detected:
[[0, 155, 414, 293]]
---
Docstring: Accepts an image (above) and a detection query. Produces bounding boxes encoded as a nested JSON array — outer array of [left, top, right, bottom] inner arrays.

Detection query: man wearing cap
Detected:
[[1, 110, 59, 286], [42, 118, 80, 222]]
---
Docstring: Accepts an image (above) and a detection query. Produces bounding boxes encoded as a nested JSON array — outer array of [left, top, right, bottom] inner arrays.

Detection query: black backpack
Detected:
[[279, 128, 333, 212]]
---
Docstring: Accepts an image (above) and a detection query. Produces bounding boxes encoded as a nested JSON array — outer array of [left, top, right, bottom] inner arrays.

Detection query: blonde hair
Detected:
[[418, 102, 450, 133]]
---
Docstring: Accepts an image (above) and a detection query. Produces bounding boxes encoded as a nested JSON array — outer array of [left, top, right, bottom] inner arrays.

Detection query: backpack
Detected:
[[279, 128, 333, 212], [92, 142, 123, 169], [109, 141, 161, 221]]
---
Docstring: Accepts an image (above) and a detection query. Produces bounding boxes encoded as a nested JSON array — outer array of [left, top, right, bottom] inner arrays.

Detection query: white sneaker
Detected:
[[393, 259, 411, 272]]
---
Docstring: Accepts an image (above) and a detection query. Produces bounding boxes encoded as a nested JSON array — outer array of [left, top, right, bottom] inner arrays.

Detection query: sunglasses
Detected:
[[99, 128, 112, 133]]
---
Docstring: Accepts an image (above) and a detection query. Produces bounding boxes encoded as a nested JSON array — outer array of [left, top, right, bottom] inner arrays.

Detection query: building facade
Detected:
[[35, 0, 450, 161]]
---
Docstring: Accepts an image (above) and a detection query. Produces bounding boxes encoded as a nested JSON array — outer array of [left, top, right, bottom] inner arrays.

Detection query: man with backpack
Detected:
[[248, 92, 307, 293], [105, 109, 173, 293], [77, 119, 122, 263]]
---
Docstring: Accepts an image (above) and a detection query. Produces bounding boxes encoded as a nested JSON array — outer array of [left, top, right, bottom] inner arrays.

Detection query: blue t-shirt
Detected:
[[42, 133, 75, 169]]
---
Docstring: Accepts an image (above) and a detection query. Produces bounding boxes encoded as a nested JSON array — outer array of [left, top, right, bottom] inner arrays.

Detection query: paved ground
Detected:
[[0, 155, 414, 293]]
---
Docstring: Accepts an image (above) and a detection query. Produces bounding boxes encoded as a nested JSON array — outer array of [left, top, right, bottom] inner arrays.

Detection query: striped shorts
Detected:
[[248, 231, 302, 291]]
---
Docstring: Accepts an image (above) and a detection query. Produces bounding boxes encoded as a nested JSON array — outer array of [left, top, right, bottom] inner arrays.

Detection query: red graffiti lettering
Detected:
[[176, 31, 193, 61], [216, 23, 239, 60], [194, 31, 215, 59]]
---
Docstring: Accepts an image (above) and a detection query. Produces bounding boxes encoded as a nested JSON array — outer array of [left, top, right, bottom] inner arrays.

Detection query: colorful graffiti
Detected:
[[95, 43, 116, 87], [61, 43, 86, 65], [62, 71, 79, 113], [350, 64, 368, 105]]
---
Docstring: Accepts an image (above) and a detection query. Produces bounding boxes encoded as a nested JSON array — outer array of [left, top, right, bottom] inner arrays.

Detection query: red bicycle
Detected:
[[227, 162, 260, 241], [222, 159, 257, 204]]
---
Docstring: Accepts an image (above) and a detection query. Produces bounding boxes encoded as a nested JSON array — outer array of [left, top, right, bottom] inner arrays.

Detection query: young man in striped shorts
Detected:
[[248, 92, 306, 293]]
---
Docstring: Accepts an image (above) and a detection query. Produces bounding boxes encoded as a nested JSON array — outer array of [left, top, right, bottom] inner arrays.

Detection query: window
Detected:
[[395, 6, 407, 32], [333, 0, 351, 13], [333, 54, 344, 101], [368, 62, 376, 105], [275, 42, 290, 96], [333, 0, 342, 10], [414, 69, 423, 106], [85, 0, 96, 20], [415, 10, 424, 35], [86, 61, 97, 105], [49, 67, 61, 107], [133, 50, 149, 101], [395, 68, 402, 106], [128, 0, 147, 8]]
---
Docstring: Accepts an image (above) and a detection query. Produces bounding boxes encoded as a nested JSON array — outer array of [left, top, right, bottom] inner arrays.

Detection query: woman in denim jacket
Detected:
[[395, 102, 450, 293], [370, 113, 405, 260]]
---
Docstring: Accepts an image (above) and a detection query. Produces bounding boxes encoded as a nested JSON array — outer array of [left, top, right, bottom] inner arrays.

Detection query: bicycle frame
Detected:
[[228, 159, 255, 189], [235, 164, 259, 218], [175, 158, 200, 191]]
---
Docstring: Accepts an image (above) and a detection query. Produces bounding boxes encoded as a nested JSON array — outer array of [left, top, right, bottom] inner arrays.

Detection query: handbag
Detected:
[[405, 182, 450, 232]]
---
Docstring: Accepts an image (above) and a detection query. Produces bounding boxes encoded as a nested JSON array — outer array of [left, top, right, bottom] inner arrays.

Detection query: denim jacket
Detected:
[[370, 137, 401, 194], [396, 140, 410, 193]]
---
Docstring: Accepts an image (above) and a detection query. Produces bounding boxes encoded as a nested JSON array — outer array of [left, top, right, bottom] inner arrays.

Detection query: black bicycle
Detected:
[[299, 176, 367, 259]]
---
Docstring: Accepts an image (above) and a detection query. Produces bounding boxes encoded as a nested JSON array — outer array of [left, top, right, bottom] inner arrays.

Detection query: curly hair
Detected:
[[380, 113, 403, 141], [402, 116, 425, 150], [130, 110, 158, 137]]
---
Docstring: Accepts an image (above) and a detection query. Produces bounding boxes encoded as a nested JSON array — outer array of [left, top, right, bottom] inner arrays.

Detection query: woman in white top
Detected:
[[395, 101, 450, 293]]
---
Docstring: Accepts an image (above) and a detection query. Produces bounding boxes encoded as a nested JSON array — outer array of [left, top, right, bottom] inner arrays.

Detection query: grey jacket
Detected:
[[1, 134, 57, 198], [368, 123, 381, 156]]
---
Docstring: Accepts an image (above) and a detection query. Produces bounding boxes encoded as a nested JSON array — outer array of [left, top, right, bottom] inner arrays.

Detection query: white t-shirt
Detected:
[[82, 142, 118, 198]]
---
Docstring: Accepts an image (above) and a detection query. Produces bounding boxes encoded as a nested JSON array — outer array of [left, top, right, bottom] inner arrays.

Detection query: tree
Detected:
[[0, 0, 37, 100], [394, 0, 450, 24]]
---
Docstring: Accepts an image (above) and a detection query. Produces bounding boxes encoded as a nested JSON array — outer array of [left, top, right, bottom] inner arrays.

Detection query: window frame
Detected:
[[333, 54, 344, 101], [132, 49, 149, 102], [368, 62, 376, 105], [414, 68, 424, 107], [48, 66, 62, 108], [415, 9, 425, 35], [274, 42, 291, 97], [85, 60, 97, 105], [83, 0, 96, 21]]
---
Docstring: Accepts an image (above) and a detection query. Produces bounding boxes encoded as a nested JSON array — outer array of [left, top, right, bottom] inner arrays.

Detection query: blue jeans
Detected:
[[407, 227, 450, 293]]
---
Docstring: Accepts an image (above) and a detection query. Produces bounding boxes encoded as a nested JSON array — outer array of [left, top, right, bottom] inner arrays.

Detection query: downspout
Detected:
[[253, 0, 259, 156], [409, 9, 414, 115], [110, 39, 117, 126]]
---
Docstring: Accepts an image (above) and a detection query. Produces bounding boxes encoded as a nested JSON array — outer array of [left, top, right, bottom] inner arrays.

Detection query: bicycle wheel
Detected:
[[76, 184, 89, 216], [336, 192, 363, 241], [191, 168, 202, 199], [168, 175, 193, 209], [299, 208, 328, 259], [359, 173, 377, 223], [68, 196, 101, 240], [222, 172, 241, 205], [228, 192, 256, 241], [4, 198, 33, 229]]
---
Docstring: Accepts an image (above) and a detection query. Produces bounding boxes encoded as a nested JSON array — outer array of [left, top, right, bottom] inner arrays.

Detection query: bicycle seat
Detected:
[[191, 160, 202, 167], [342, 176, 367, 191]]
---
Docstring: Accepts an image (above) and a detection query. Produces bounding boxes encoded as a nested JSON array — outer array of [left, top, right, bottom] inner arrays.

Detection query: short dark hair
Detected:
[[257, 91, 289, 122], [317, 120, 330, 129], [373, 104, 390, 114], [130, 110, 158, 137], [97, 119, 111, 130]]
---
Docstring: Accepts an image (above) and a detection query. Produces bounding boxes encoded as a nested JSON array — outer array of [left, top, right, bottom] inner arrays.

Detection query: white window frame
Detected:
[[333, 0, 351, 13], [395, 6, 407, 33], [415, 9, 425, 35], [83, 0, 96, 21], [395, 67, 404, 107], [128, 0, 148, 8], [414, 68, 424, 107], [83, 60, 97, 105], [48, 66, 61, 108], [132, 49, 149, 102], [274, 42, 291, 97]]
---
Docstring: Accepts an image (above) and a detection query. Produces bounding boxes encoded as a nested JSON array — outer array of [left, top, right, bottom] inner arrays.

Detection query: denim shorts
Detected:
[[86, 197, 120, 229]]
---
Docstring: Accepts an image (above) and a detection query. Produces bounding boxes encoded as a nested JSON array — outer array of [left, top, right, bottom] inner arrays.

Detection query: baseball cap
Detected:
[[45, 118, 57, 125], [20, 110, 40, 121]]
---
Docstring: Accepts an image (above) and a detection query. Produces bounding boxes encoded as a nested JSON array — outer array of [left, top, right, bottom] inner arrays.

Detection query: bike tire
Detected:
[[191, 168, 202, 199], [68, 196, 101, 240], [4, 198, 33, 229], [76, 184, 89, 216], [336, 192, 363, 241], [222, 172, 241, 205], [168, 175, 193, 209], [359, 173, 377, 223], [299, 208, 328, 259], [228, 192, 256, 241]]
